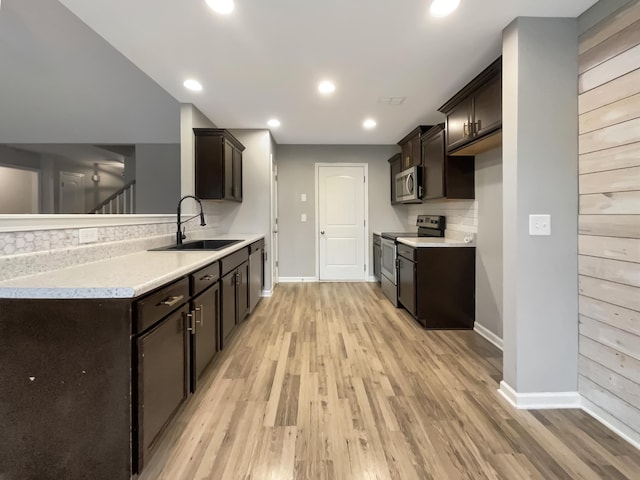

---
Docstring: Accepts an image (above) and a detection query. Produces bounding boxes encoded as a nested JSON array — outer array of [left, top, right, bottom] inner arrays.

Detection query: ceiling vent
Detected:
[[378, 97, 406, 105]]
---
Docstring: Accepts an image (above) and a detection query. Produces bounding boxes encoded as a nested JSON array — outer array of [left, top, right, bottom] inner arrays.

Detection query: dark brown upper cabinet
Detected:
[[388, 153, 402, 204], [421, 124, 474, 200], [193, 128, 245, 202], [438, 57, 502, 156], [397, 125, 432, 169]]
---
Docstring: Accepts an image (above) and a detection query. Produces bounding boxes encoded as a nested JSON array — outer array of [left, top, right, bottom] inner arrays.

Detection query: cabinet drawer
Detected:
[[397, 244, 416, 261], [191, 262, 220, 296], [220, 247, 249, 276], [249, 238, 264, 253], [135, 277, 189, 333]]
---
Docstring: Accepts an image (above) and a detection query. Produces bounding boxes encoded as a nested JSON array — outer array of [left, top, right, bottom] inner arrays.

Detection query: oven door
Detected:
[[380, 238, 397, 283]]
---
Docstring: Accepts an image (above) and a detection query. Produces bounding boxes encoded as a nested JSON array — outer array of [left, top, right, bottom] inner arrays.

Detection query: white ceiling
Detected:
[[58, 0, 597, 145]]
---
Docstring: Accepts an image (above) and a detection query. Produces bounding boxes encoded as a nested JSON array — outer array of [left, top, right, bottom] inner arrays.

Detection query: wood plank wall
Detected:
[[578, 0, 640, 442]]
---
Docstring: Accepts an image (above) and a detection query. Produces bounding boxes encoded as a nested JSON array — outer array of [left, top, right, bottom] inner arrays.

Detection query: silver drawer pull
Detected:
[[159, 295, 184, 307], [200, 274, 216, 281]]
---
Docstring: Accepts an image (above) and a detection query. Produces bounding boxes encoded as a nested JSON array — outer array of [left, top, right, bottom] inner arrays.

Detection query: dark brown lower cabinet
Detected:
[[220, 247, 250, 349], [397, 245, 475, 329], [190, 283, 219, 392], [221, 269, 238, 347], [137, 305, 189, 470], [397, 252, 416, 316]]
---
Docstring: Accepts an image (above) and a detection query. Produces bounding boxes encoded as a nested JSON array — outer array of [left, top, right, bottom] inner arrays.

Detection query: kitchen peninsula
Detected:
[[0, 233, 264, 480]]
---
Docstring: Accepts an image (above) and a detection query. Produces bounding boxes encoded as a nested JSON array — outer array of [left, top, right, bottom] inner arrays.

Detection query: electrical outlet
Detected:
[[529, 214, 551, 236], [301, 193, 307, 202], [301, 213, 307, 222], [79, 228, 99, 244]]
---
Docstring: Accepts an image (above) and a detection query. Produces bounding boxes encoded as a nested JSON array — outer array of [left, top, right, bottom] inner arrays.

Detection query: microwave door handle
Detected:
[[406, 173, 413, 194]]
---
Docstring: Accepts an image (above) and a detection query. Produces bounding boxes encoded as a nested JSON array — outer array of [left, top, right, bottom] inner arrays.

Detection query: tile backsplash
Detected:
[[0, 204, 229, 281], [405, 199, 477, 242]]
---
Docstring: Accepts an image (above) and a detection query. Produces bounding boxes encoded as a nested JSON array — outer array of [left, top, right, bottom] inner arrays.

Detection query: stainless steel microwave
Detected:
[[395, 166, 422, 203]]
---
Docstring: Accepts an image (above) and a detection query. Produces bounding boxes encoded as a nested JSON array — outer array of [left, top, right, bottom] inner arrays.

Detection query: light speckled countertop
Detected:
[[0, 233, 263, 299], [397, 237, 475, 247]]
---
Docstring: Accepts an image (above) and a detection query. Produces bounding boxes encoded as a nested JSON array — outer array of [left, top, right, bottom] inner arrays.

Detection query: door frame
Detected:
[[314, 163, 369, 281], [269, 153, 278, 293]]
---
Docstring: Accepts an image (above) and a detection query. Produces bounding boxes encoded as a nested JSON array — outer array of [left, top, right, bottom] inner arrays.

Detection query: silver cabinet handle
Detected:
[[186, 310, 195, 334], [159, 295, 184, 307], [195, 305, 204, 326], [200, 274, 216, 281]]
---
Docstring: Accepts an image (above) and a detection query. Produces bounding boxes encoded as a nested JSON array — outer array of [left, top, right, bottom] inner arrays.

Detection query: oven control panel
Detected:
[[416, 215, 445, 229]]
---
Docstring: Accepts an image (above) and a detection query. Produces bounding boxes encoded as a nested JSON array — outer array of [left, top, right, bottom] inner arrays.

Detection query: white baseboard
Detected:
[[581, 397, 640, 451], [278, 276, 318, 283], [498, 381, 581, 409], [474, 323, 503, 350], [368, 275, 378, 282], [261, 289, 273, 297]]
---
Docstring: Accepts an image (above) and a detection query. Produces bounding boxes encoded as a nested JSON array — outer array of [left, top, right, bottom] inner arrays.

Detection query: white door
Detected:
[[59, 171, 85, 213], [271, 155, 279, 287], [317, 164, 367, 281]]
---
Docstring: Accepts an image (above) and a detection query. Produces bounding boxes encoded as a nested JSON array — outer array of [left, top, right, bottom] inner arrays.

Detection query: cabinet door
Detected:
[[223, 139, 234, 200], [232, 146, 243, 202], [194, 135, 224, 200], [389, 154, 402, 204], [397, 255, 416, 317], [137, 306, 188, 467], [445, 99, 472, 152], [220, 270, 237, 349], [422, 128, 446, 200], [237, 261, 249, 322], [473, 71, 502, 138], [249, 249, 262, 313], [191, 284, 219, 392]]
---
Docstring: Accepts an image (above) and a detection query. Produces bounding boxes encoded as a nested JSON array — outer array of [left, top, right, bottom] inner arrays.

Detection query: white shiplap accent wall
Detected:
[[578, 0, 640, 446]]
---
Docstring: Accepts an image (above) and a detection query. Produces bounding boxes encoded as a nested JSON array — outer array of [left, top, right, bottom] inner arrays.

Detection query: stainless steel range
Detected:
[[380, 215, 445, 306]]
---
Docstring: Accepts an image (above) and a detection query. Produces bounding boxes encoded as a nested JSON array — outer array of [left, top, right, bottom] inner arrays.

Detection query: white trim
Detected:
[[368, 275, 378, 282], [498, 381, 581, 409], [278, 277, 318, 283], [261, 289, 273, 297], [315, 163, 369, 282], [0, 214, 175, 232], [474, 323, 503, 350], [581, 397, 640, 451]]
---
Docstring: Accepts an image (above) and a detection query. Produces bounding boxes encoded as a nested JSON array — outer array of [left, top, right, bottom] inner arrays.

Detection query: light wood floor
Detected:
[[139, 283, 640, 480]]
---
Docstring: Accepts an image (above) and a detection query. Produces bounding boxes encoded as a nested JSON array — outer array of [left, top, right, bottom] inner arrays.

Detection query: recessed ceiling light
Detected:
[[318, 81, 336, 95], [363, 118, 377, 129], [267, 118, 281, 128], [430, 0, 460, 17], [183, 79, 203, 91], [205, 0, 235, 15]]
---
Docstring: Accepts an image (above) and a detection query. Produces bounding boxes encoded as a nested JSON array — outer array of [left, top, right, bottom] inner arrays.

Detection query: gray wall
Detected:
[[277, 145, 404, 278], [502, 18, 579, 393], [135, 144, 181, 214], [0, 0, 180, 145], [475, 148, 503, 340]]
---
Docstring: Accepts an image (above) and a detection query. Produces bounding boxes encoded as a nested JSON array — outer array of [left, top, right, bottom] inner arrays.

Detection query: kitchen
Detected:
[[0, 1, 637, 478]]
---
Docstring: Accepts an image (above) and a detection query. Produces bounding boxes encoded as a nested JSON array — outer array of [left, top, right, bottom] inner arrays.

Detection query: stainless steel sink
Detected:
[[151, 239, 242, 251]]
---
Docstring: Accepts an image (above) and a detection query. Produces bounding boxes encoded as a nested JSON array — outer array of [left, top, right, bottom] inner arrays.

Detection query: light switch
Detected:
[[301, 213, 307, 222], [529, 214, 551, 236], [301, 193, 307, 202]]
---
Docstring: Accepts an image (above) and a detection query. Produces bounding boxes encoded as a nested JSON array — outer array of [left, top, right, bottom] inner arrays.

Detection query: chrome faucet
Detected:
[[176, 195, 206, 245]]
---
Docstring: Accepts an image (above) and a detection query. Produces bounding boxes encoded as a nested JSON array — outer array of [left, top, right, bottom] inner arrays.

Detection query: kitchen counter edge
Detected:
[[0, 233, 264, 299]]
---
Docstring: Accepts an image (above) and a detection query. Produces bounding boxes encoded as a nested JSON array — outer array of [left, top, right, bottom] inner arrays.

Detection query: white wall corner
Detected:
[[498, 381, 581, 409], [278, 277, 318, 283], [368, 276, 378, 283], [261, 289, 273, 297], [474, 323, 503, 351]]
